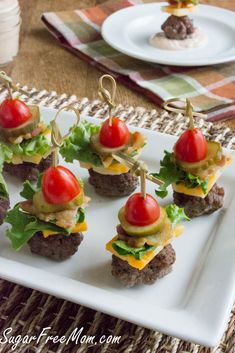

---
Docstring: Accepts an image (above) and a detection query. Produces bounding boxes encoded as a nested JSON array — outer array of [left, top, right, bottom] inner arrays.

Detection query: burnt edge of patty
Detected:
[[28, 231, 84, 261], [161, 15, 195, 40], [173, 183, 224, 218], [3, 153, 53, 182], [88, 169, 139, 197], [0, 197, 10, 225], [111, 244, 176, 288]]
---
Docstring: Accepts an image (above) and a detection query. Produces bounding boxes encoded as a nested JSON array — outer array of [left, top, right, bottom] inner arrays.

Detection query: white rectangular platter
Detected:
[[0, 106, 234, 347]]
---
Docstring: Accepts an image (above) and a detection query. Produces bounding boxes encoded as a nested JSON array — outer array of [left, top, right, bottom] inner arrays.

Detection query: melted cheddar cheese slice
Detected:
[[106, 236, 160, 270], [82, 162, 129, 176], [173, 174, 215, 198], [42, 221, 87, 238], [173, 157, 232, 198], [106, 224, 183, 270]]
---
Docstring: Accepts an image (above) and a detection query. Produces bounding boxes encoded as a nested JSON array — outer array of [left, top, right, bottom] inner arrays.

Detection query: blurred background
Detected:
[[2, 0, 235, 128]]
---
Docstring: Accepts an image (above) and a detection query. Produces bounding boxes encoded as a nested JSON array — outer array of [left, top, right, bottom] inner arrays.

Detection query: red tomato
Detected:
[[124, 193, 160, 227], [99, 117, 130, 148], [42, 166, 81, 204], [174, 128, 207, 163], [0, 99, 32, 128]]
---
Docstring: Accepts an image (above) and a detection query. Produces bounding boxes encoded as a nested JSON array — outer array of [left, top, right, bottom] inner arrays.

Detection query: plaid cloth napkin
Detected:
[[42, 0, 235, 122]]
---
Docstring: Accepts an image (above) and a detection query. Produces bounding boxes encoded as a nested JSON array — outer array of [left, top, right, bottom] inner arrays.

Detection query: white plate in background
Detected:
[[0, 107, 234, 346], [102, 3, 235, 66]]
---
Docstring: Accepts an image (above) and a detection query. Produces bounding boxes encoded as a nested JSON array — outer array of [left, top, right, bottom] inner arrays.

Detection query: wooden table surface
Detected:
[[5, 0, 235, 130]]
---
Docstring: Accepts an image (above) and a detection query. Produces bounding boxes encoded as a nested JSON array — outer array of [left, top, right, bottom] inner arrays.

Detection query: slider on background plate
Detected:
[[60, 75, 146, 197], [106, 158, 189, 287], [0, 72, 52, 181], [5, 106, 89, 260], [153, 98, 232, 218], [149, 0, 208, 50]]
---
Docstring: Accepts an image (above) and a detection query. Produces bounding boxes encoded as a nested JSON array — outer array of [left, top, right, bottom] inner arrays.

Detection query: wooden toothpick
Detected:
[[50, 104, 80, 167], [112, 152, 163, 187], [140, 168, 146, 198], [0, 71, 29, 98], [163, 98, 207, 124], [98, 74, 117, 126]]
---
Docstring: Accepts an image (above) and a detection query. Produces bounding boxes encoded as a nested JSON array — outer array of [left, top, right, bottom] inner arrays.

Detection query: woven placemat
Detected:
[[0, 86, 234, 353]]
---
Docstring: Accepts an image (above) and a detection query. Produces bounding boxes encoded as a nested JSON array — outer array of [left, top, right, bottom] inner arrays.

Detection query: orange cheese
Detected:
[[106, 236, 160, 270], [106, 225, 183, 270], [173, 174, 216, 198], [174, 223, 184, 237], [42, 221, 87, 238], [172, 156, 232, 198], [106, 163, 129, 174]]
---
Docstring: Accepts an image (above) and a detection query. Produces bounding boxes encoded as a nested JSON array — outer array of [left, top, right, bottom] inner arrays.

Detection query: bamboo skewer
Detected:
[[50, 105, 80, 167], [0, 71, 29, 97], [112, 152, 163, 187], [98, 74, 117, 126], [163, 97, 207, 120]]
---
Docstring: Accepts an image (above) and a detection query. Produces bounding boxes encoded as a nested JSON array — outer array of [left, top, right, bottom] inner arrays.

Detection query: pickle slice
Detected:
[[118, 206, 166, 237], [32, 189, 84, 214], [175, 140, 222, 174], [0, 105, 40, 139], [90, 133, 127, 156], [120, 216, 173, 247]]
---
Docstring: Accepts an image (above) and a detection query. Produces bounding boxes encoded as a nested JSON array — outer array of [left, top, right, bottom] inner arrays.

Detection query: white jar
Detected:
[[0, 0, 21, 67]]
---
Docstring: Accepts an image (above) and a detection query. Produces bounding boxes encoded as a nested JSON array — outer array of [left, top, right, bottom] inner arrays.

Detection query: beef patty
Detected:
[[161, 15, 195, 40], [111, 244, 176, 287], [88, 169, 138, 197], [173, 183, 224, 218], [4, 153, 53, 182], [28, 232, 83, 261], [0, 197, 10, 225]]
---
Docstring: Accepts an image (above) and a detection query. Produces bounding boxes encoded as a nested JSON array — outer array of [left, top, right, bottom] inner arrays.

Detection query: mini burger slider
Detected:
[[106, 192, 188, 288], [61, 75, 145, 197], [154, 99, 231, 218], [0, 72, 52, 181], [6, 165, 88, 260]]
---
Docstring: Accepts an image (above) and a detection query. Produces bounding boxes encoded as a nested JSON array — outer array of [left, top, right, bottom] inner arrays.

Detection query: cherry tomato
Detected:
[[42, 166, 81, 205], [99, 117, 130, 148], [0, 99, 32, 128], [124, 193, 160, 227], [174, 128, 207, 163]]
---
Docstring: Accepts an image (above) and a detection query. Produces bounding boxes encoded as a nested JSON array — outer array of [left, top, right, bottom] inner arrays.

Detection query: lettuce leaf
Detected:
[[165, 204, 190, 228], [20, 180, 39, 200], [9, 133, 51, 157], [20, 174, 43, 200], [112, 240, 156, 260], [76, 207, 85, 223], [152, 151, 208, 198], [1, 133, 51, 159], [6, 204, 85, 250], [60, 120, 102, 167], [0, 173, 8, 199], [0, 144, 9, 198], [6, 204, 69, 250]]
